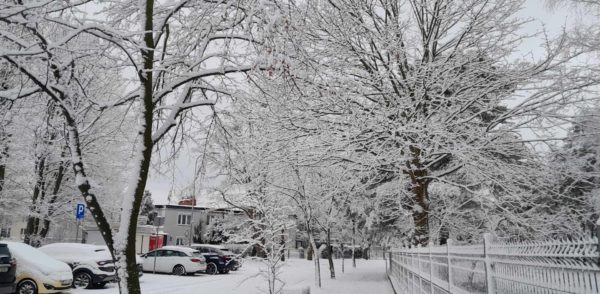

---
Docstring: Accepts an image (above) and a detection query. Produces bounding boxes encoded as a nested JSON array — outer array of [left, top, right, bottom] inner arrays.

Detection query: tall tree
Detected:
[[246, 0, 596, 245], [1, 1, 270, 292]]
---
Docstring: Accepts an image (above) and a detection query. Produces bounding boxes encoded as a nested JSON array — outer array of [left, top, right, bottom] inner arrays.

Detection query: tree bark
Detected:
[[407, 146, 430, 246], [411, 178, 430, 245], [341, 242, 345, 273], [25, 153, 46, 245], [352, 219, 356, 268], [0, 128, 8, 194], [326, 228, 335, 279], [112, 2, 157, 293], [39, 149, 68, 239], [309, 234, 321, 288]]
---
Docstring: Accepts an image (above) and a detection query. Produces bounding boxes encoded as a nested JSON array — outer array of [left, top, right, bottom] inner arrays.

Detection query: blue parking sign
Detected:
[[76, 203, 85, 220]]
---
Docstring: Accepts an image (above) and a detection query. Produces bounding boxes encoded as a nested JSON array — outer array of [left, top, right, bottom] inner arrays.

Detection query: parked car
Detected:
[[5, 242, 72, 294], [140, 246, 206, 275], [0, 243, 16, 294], [190, 244, 238, 274], [215, 247, 242, 271], [38, 243, 144, 289]]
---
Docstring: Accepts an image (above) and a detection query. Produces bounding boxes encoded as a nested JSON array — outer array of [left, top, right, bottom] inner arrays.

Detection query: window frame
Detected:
[[177, 214, 191, 225]]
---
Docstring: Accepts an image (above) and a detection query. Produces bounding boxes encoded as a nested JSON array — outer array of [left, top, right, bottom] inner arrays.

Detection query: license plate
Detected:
[[0, 268, 8, 272]]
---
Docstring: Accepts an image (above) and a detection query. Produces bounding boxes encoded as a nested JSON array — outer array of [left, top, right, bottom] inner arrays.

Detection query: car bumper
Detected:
[[92, 273, 116, 284], [0, 283, 14, 294], [192, 264, 208, 273], [39, 279, 73, 294]]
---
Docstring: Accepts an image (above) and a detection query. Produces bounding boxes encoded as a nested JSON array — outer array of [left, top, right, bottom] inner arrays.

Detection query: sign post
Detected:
[[75, 203, 85, 242], [152, 216, 164, 274]]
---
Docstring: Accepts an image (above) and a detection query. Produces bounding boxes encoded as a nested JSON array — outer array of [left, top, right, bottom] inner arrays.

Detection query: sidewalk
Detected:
[[281, 259, 394, 294]]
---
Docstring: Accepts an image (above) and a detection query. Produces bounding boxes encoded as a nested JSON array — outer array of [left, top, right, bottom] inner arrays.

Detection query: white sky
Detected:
[[146, 0, 581, 205]]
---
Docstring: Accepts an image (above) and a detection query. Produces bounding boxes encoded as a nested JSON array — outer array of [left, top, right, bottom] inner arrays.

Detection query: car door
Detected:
[[161, 250, 177, 273], [174, 251, 189, 270], [0, 244, 15, 292], [142, 251, 157, 272]]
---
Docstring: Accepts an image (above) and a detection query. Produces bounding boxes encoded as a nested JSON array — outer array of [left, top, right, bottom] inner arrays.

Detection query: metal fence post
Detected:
[[447, 239, 453, 293], [483, 233, 496, 294], [411, 245, 415, 294], [429, 241, 434, 294], [388, 251, 391, 273], [596, 225, 600, 266], [417, 244, 423, 294]]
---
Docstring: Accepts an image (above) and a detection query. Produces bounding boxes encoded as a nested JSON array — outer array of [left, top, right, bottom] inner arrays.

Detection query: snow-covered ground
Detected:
[[69, 259, 392, 294]]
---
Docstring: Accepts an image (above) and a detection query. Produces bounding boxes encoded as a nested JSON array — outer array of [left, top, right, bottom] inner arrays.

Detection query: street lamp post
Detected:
[[189, 156, 201, 246]]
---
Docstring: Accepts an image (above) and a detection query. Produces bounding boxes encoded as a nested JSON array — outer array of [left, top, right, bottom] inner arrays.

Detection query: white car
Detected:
[[38, 243, 119, 289], [141, 246, 206, 275], [4, 242, 72, 294]]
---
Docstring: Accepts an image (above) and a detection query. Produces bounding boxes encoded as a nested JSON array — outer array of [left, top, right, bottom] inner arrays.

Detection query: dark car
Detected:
[[190, 244, 238, 274], [0, 243, 16, 294]]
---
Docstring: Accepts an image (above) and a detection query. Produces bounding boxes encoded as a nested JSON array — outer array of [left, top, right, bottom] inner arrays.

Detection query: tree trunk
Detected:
[[64, 119, 117, 284], [341, 243, 345, 273], [39, 151, 67, 239], [326, 228, 335, 279], [280, 228, 286, 261], [25, 154, 46, 245], [407, 146, 430, 246], [114, 2, 156, 293], [309, 234, 321, 288], [352, 220, 356, 268], [0, 128, 8, 194], [411, 178, 430, 246]]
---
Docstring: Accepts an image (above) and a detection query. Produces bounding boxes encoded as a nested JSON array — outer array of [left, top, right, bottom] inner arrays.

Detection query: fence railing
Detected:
[[387, 233, 600, 294]]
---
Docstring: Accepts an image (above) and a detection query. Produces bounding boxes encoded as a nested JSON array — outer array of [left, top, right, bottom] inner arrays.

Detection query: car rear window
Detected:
[[0, 245, 9, 256], [191, 251, 203, 257]]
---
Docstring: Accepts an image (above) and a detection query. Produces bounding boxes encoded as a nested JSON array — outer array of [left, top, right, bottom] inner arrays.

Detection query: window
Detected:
[[19, 228, 25, 236], [177, 214, 191, 225], [162, 250, 175, 257], [145, 251, 157, 257], [0, 228, 10, 238], [175, 237, 186, 246]]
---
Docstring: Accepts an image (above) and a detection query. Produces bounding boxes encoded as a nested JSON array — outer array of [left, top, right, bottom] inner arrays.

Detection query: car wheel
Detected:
[[172, 264, 186, 276], [73, 271, 93, 289], [94, 282, 108, 288], [206, 263, 218, 275], [17, 279, 37, 294]]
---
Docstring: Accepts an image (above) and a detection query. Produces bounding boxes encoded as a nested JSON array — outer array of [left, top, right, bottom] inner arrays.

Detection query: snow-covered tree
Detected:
[[239, 0, 596, 246], [0, 1, 272, 292]]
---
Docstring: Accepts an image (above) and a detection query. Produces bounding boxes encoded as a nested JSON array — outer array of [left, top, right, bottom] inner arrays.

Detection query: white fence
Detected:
[[387, 234, 600, 294]]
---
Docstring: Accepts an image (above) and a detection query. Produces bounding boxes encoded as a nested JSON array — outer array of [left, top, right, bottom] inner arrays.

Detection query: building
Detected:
[[154, 203, 246, 246]]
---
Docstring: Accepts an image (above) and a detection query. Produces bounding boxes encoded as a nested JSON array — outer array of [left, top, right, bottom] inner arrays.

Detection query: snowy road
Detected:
[[68, 259, 393, 294]]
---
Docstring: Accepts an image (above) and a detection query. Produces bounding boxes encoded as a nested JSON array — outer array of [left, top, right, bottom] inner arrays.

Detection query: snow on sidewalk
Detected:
[[68, 258, 393, 294]]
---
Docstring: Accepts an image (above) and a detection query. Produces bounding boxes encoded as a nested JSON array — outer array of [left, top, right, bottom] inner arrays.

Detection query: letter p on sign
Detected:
[[76, 203, 85, 220]]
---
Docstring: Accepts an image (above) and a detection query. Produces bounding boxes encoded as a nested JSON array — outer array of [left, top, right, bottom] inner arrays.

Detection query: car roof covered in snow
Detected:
[[39, 242, 112, 263], [191, 244, 225, 249], [159, 246, 199, 254], [3, 241, 71, 273]]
